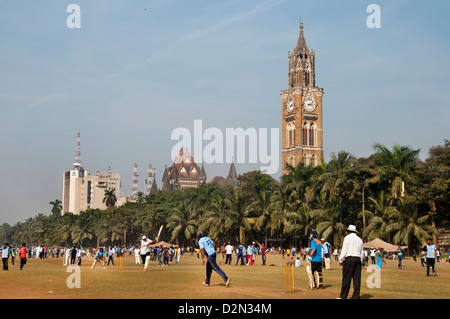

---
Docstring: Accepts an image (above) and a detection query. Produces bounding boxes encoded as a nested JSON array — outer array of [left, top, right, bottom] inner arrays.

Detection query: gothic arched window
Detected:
[[287, 122, 296, 147], [302, 122, 309, 146], [309, 122, 316, 147], [304, 154, 310, 166]]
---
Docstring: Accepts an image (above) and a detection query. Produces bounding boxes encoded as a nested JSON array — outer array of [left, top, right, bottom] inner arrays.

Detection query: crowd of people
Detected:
[[1, 238, 447, 272], [1, 231, 447, 298], [0, 242, 188, 271]]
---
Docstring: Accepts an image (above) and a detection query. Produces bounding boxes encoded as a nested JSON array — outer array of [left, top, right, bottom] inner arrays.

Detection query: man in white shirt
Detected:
[[64, 247, 71, 266], [140, 235, 159, 271], [333, 248, 338, 261], [321, 238, 332, 269], [225, 242, 233, 265], [370, 247, 376, 264], [338, 225, 364, 299], [134, 245, 141, 264]]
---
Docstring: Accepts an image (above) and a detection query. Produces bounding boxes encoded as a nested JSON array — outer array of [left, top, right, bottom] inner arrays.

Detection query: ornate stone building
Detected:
[[281, 21, 324, 175], [162, 148, 207, 191]]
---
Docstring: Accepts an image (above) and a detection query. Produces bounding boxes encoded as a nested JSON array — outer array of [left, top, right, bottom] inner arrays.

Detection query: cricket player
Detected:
[[140, 235, 159, 271], [91, 247, 106, 269], [309, 231, 323, 289], [197, 231, 231, 287]]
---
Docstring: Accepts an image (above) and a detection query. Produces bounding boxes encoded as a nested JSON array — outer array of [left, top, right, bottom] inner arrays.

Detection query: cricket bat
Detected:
[[306, 257, 315, 290], [325, 257, 331, 270], [156, 225, 163, 240]]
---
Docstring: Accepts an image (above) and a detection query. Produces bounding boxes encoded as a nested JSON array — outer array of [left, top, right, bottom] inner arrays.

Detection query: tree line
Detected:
[[0, 141, 448, 250]]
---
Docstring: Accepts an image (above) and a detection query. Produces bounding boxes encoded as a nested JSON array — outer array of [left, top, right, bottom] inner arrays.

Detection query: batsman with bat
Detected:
[[140, 226, 163, 271], [308, 231, 324, 289]]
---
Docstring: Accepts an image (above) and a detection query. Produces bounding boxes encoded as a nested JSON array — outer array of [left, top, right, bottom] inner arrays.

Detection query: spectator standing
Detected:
[[426, 238, 437, 277], [338, 225, 364, 299], [19, 243, 27, 270], [225, 242, 233, 265], [2, 243, 10, 270]]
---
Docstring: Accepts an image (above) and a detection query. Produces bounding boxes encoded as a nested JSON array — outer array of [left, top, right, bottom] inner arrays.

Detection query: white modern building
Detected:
[[62, 164, 121, 215], [62, 133, 121, 215]]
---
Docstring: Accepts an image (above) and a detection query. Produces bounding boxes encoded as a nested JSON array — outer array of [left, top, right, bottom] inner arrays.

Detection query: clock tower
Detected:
[[281, 21, 324, 175]]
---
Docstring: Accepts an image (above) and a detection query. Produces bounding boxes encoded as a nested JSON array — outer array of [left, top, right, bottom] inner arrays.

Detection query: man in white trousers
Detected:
[[64, 247, 71, 266], [140, 235, 159, 271], [134, 245, 141, 264]]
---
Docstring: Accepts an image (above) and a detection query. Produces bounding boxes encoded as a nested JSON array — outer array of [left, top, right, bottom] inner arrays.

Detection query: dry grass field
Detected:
[[0, 253, 449, 299]]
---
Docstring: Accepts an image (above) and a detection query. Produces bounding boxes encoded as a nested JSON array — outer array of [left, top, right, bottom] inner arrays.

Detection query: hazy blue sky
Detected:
[[0, 0, 449, 224]]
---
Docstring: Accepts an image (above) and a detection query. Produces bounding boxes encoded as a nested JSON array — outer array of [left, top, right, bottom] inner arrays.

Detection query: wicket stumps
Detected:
[[285, 262, 294, 293], [118, 255, 124, 270]]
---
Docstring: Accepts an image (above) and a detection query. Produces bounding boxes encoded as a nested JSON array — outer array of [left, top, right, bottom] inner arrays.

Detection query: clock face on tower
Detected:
[[304, 99, 315, 112]]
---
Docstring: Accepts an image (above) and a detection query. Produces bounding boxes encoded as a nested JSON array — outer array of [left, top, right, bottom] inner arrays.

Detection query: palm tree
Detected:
[[94, 210, 124, 246], [269, 185, 295, 246], [284, 201, 316, 247], [346, 157, 381, 234], [49, 199, 62, 220], [310, 193, 346, 247], [135, 191, 146, 204], [387, 197, 437, 248], [167, 201, 198, 245], [224, 190, 252, 244], [362, 191, 400, 242], [29, 214, 54, 245], [328, 151, 355, 172], [11, 222, 28, 246], [0, 223, 11, 243], [283, 161, 322, 201], [320, 151, 355, 223], [202, 196, 230, 242], [103, 189, 117, 209], [253, 192, 274, 247], [71, 210, 95, 246], [54, 213, 76, 245], [373, 143, 420, 199]]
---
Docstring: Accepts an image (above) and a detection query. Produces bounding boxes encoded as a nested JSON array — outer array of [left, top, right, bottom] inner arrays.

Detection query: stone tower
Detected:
[[281, 21, 324, 175]]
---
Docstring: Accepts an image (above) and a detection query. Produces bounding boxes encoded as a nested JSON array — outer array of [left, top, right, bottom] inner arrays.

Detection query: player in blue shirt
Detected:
[[426, 238, 437, 276], [197, 231, 230, 287], [2, 243, 10, 270], [309, 231, 323, 289], [91, 247, 106, 269]]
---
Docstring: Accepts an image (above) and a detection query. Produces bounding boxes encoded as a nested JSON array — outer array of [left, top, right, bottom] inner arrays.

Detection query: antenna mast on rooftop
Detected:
[[146, 163, 155, 195], [132, 162, 139, 196], [73, 132, 82, 168]]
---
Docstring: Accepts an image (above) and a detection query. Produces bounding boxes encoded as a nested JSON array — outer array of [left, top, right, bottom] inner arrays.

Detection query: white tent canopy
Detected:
[[149, 241, 179, 248], [363, 238, 407, 251]]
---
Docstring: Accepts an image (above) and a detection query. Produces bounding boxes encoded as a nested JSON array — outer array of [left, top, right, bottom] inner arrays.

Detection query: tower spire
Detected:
[[293, 20, 309, 56], [73, 132, 82, 168]]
